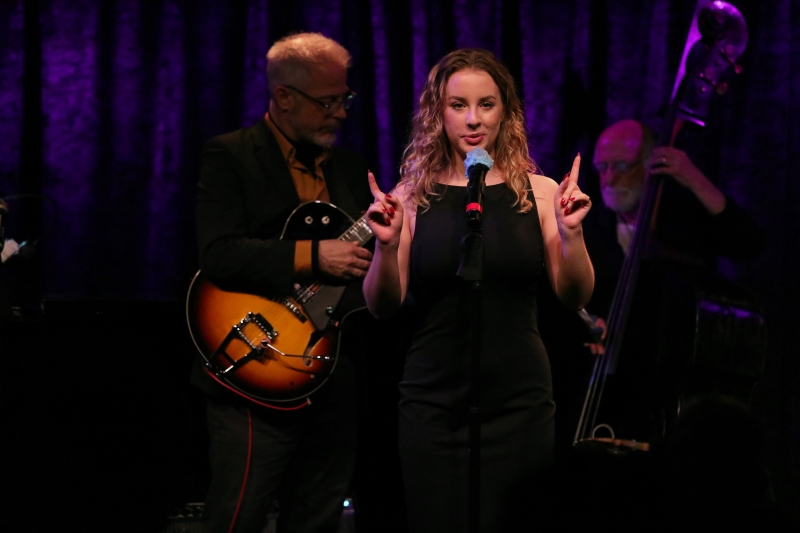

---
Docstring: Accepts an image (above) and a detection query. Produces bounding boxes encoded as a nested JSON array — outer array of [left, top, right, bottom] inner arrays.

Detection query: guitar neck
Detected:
[[340, 215, 374, 247]]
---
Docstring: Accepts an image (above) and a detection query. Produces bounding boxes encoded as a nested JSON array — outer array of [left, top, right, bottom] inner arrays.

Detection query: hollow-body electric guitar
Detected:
[[186, 201, 374, 407]]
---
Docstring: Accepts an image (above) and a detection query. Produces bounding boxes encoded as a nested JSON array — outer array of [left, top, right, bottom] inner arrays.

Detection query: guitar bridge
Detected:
[[207, 312, 278, 376]]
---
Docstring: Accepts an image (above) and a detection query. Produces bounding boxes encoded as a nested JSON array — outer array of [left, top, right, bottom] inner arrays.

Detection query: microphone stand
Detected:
[[457, 195, 484, 533]]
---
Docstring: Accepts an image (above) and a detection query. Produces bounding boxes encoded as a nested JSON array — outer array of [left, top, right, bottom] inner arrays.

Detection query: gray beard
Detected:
[[305, 131, 337, 148], [288, 112, 338, 148], [601, 184, 642, 214], [293, 127, 337, 148]]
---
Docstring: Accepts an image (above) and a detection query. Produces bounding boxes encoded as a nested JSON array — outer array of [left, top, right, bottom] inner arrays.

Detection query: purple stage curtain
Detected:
[[1, 0, 799, 520]]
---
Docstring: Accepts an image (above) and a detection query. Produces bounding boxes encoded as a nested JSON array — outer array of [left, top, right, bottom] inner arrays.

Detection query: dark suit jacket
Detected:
[[193, 119, 371, 396], [583, 179, 764, 318], [196, 119, 371, 297]]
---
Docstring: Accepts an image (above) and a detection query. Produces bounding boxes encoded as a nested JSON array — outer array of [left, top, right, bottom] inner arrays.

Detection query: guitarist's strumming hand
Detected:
[[318, 240, 373, 281], [366, 171, 403, 248]]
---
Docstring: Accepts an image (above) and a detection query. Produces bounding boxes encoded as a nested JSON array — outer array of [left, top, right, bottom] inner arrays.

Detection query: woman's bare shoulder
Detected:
[[392, 180, 411, 197], [391, 180, 415, 207], [390, 180, 422, 221], [527, 173, 558, 200]]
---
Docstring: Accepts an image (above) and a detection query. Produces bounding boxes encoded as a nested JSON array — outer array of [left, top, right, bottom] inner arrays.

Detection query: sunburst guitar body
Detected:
[[186, 201, 374, 407]]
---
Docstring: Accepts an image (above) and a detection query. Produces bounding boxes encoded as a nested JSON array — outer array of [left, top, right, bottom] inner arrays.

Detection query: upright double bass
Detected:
[[573, 1, 766, 451]]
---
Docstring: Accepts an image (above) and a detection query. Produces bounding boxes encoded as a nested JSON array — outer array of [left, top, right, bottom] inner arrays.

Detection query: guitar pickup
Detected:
[[279, 297, 307, 323], [289, 281, 345, 331]]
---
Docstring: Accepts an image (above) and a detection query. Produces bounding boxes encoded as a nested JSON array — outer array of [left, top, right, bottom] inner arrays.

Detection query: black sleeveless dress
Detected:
[[399, 183, 555, 532]]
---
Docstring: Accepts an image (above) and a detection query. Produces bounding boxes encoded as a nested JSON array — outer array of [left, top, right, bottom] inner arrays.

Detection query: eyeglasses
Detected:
[[592, 159, 643, 174], [284, 85, 357, 115]]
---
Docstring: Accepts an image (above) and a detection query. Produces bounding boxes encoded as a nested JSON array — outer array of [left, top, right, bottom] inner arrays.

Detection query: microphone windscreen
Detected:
[[464, 148, 494, 173]]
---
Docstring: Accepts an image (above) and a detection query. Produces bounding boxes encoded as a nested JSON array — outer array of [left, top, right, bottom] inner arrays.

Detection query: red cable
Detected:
[[227, 408, 253, 533], [205, 369, 310, 411]]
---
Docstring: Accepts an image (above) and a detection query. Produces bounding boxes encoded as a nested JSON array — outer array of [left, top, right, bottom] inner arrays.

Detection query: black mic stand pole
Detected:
[[457, 201, 484, 533]]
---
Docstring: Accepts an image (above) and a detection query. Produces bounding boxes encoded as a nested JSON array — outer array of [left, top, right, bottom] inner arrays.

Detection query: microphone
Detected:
[[464, 148, 494, 230]]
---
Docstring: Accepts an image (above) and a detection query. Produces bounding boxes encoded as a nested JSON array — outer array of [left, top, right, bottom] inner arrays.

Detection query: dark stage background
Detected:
[[1, 0, 799, 530]]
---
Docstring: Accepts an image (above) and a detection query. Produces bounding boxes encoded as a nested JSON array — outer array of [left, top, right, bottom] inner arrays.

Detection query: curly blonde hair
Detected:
[[399, 49, 537, 212]]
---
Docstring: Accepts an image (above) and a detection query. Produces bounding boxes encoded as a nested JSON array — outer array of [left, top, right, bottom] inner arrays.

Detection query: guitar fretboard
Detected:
[[339, 215, 374, 247]]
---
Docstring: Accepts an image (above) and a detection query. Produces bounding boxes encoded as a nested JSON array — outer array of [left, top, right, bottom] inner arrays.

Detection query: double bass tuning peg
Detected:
[[697, 71, 729, 95], [719, 48, 744, 75], [700, 45, 743, 96]]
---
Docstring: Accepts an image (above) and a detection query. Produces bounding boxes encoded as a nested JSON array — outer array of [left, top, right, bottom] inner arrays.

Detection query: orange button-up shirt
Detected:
[[265, 114, 330, 277]]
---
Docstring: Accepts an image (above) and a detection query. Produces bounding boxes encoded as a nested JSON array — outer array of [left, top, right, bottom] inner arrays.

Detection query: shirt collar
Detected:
[[264, 113, 331, 170]]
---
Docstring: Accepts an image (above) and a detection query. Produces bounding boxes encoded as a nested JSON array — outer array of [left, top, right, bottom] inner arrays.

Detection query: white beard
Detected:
[[601, 184, 642, 214]]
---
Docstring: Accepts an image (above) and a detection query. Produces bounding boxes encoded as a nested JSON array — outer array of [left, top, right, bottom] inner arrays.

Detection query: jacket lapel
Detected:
[[251, 119, 300, 207]]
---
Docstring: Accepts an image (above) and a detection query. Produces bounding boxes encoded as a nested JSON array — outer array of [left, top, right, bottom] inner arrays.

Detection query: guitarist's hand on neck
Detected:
[[318, 239, 373, 281]]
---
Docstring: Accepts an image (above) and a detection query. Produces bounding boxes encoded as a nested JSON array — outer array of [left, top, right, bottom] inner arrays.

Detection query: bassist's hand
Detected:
[[648, 147, 726, 215], [318, 240, 373, 280], [583, 316, 607, 356]]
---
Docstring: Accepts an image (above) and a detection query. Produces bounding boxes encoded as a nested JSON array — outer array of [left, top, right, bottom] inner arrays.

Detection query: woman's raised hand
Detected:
[[555, 154, 592, 231], [366, 171, 404, 247]]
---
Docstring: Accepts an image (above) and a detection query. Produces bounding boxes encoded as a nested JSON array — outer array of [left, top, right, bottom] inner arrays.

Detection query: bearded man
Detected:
[[582, 119, 763, 331], [194, 32, 372, 533]]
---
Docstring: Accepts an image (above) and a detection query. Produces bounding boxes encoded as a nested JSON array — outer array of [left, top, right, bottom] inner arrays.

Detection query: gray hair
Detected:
[[266, 33, 351, 93]]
